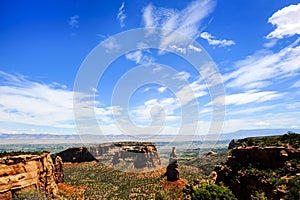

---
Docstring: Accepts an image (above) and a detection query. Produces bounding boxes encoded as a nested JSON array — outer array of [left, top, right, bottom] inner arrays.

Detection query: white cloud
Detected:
[[142, 4, 156, 28], [117, 2, 126, 28], [199, 61, 224, 87], [101, 37, 121, 53], [169, 44, 186, 54], [291, 80, 300, 88], [267, 3, 300, 39], [227, 105, 277, 116], [256, 121, 271, 126], [142, 87, 151, 93], [69, 15, 79, 28], [174, 71, 191, 81], [158, 86, 167, 93], [152, 65, 163, 73], [125, 50, 155, 64], [210, 90, 283, 106], [142, 0, 216, 50], [188, 44, 202, 52], [263, 39, 278, 48], [0, 73, 74, 128], [1, 71, 297, 135], [168, 44, 202, 54], [125, 50, 142, 64], [0, 71, 120, 134], [224, 40, 300, 89], [176, 79, 207, 105], [129, 97, 180, 126], [200, 32, 235, 47]]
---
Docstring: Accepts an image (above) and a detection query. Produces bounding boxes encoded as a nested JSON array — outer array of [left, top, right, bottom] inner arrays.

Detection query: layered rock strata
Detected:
[[0, 152, 63, 199], [57, 142, 161, 170]]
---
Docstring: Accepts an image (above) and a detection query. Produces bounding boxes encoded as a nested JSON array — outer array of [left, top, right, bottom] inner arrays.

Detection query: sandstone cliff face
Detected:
[[0, 152, 63, 199], [52, 155, 64, 184], [57, 142, 161, 170], [215, 136, 300, 200], [226, 146, 299, 169]]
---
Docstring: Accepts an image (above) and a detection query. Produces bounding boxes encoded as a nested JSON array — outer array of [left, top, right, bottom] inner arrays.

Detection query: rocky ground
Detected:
[[216, 133, 300, 200]]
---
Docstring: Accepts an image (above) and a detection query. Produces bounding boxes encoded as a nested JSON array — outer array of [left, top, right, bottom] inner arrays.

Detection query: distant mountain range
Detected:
[[0, 128, 299, 144], [219, 128, 300, 140]]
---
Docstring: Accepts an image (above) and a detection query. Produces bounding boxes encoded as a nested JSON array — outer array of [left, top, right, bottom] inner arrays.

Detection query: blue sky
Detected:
[[0, 0, 300, 136]]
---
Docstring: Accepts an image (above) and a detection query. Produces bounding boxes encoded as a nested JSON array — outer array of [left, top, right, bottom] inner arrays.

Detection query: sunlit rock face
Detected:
[[216, 134, 300, 200], [0, 153, 63, 199], [57, 142, 162, 171]]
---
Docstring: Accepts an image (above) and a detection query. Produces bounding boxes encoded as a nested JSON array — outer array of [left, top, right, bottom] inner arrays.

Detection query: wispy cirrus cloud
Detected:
[[117, 2, 126, 28], [176, 78, 207, 105], [290, 80, 300, 88], [209, 90, 283, 106], [101, 37, 121, 53], [142, 0, 216, 50], [174, 71, 191, 81], [125, 50, 155, 64], [226, 105, 277, 116], [142, 3, 156, 28], [0, 71, 120, 134], [224, 39, 300, 89], [200, 32, 235, 47], [69, 15, 79, 28]]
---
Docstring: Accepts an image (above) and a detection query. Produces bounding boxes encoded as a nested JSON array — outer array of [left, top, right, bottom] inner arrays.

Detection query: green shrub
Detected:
[[191, 184, 237, 200], [251, 191, 268, 200], [155, 190, 168, 200], [285, 176, 300, 200], [12, 189, 49, 200]]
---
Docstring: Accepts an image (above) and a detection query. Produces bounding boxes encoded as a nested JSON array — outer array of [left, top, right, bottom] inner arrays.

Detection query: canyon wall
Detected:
[[216, 134, 300, 200], [0, 152, 63, 199], [57, 142, 161, 170]]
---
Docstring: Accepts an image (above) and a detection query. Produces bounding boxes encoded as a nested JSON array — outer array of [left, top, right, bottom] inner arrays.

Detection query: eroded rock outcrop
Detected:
[[0, 152, 63, 199], [215, 133, 300, 200], [57, 142, 161, 170], [52, 155, 64, 184], [57, 147, 97, 163], [165, 147, 180, 182]]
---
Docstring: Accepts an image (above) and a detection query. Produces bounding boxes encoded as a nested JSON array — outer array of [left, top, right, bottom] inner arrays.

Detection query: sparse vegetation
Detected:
[[62, 160, 205, 199], [12, 188, 53, 200], [184, 150, 228, 176], [63, 162, 164, 199], [191, 184, 237, 200], [218, 132, 300, 199], [238, 132, 300, 148]]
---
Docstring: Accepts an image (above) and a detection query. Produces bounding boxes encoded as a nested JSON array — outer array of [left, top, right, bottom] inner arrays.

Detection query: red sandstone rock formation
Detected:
[[166, 147, 180, 182], [215, 143, 300, 199], [0, 152, 62, 199], [57, 142, 161, 170]]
